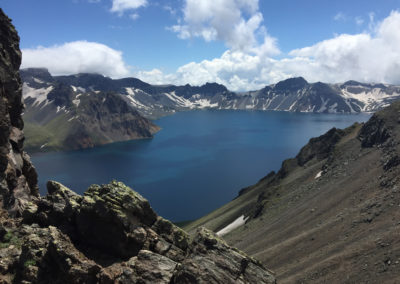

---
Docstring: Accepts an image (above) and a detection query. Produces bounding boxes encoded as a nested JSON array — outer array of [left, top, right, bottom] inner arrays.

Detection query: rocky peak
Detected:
[[20, 68, 53, 83], [358, 100, 400, 147], [274, 77, 308, 91]]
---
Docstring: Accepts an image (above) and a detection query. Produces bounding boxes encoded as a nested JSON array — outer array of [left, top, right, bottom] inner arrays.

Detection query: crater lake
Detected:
[[29, 110, 371, 221]]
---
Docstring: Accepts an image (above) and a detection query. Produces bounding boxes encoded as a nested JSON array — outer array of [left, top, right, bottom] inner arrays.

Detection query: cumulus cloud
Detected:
[[289, 10, 400, 84], [170, 0, 279, 55], [136, 50, 281, 91], [21, 41, 130, 78], [21, 10, 400, 92], [138, 10, 400, 91], [110, 0, 147, 14]]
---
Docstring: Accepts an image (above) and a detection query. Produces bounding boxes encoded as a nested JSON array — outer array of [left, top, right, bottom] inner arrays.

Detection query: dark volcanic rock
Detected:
[[172, 227, 276, 284], [296, 127, 345, 166], [0, 8, 38, 217], [359, 111, 391, 147]]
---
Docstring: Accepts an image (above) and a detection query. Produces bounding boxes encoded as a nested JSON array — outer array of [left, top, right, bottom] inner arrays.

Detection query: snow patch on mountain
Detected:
[[33, 77, 44, 84], [164, 91, 193, 107], [22, 83, 53, 107], [216, 215, 249, 236]]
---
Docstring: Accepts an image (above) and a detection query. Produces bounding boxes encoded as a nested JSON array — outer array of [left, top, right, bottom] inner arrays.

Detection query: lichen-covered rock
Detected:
[[172, 227, 276, 284], [0, 8, 38, 217], [116, 250, 178, 283], [76, 181, 158, 258], [14, 224, 100, 284], [152, 216, 190, 251]]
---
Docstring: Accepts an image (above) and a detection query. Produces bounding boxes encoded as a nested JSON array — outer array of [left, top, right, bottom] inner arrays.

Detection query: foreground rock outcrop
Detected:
[[0, 8, 275, 284], [0, 181, 275, 283]]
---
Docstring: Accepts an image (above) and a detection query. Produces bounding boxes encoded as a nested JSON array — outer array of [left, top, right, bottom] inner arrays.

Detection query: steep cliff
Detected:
[[0, 9, 39, 217]]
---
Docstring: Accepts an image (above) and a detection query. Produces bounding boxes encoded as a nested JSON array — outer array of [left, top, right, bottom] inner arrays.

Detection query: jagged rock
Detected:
[[172, 227, 276, 284], [119, 250, 178, 283], [274, 127, 346, 180], [0, 8, 38, 216], [296, 127, 345, 166], [152, 216, 190, 251], [19, 181, 275, 283], [359, 115, 391, 147], [14, 224, 101, 284], [76, 181, 158, 258]]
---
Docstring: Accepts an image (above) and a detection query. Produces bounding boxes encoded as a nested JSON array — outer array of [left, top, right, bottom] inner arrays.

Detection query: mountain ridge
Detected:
[[21, 68, 400, 152], [22, 68, 400, 120]]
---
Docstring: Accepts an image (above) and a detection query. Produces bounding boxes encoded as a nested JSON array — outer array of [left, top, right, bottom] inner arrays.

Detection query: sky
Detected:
[[2, 0, 400, 91]]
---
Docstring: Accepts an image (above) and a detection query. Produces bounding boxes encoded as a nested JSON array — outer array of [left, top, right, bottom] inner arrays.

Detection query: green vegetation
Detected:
[[0, 231, 22, 248], [24, 259, 36, 268], [24, 114, 77, 152]]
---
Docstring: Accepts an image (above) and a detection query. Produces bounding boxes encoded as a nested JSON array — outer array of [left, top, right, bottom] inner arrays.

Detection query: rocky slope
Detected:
[[22, 69, 400, 123], [0, 9, 275, 283], [185, 100, 400, 282], [21, 68, 159, 152]]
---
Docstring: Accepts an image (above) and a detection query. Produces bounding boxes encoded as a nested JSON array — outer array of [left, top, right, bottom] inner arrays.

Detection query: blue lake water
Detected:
[[29, 110, 371, 221]]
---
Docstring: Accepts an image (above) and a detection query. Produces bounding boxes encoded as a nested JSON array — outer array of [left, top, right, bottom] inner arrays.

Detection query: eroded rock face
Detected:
[[0, 9, 39, 217]]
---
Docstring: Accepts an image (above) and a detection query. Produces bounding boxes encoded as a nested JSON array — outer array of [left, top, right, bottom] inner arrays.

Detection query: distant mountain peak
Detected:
[[20, 67, 53, 82], [21, 68, 400, 116], [342, 80, 362, 86], [274, 77, 308, 91]]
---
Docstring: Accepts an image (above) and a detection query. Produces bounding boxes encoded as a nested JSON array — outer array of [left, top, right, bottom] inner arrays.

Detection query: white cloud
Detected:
[[355, 16, 364, 26], [163, 5, 177, 16], [21, 41, 130, 78], [170, 0, 278, 55], [20, 11, 400, 92], [138, 11, 400, 91], [136, 50, 281, 91], [130, 12, 139, 20], [334, 12, 346, 22], [111, 0, 147, 14], [289, 11, 400, 84]]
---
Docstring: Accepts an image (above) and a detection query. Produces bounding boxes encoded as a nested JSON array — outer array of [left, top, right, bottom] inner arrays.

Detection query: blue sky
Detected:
[[2, 0, 400, 90]]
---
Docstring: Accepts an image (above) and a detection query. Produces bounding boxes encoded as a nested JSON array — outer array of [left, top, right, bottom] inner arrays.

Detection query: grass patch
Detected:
[[0, 231, 23, 249], [24, 259, 36, 268]]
